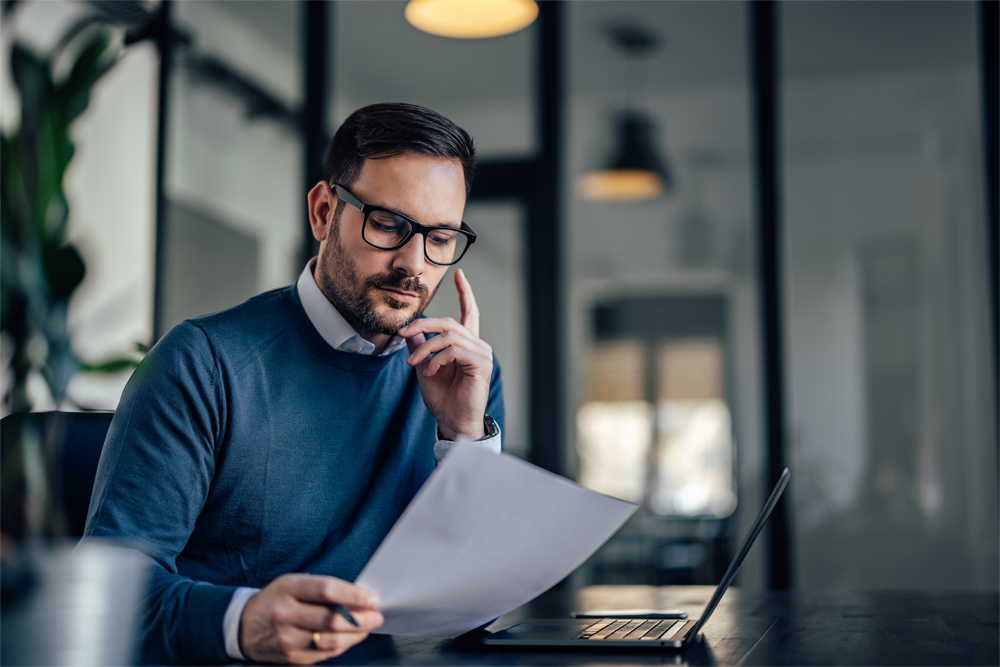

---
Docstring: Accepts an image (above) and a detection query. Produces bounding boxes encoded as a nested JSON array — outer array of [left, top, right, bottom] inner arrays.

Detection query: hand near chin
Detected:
[[397, 269, 492, 440]]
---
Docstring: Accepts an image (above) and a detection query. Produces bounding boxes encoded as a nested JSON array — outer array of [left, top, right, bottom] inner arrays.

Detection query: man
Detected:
[[84, 103, 504, 665]]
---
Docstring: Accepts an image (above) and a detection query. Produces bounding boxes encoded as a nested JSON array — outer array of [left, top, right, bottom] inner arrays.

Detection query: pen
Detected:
[[328, 603, 359, 628], [302, 572, 361, 628]]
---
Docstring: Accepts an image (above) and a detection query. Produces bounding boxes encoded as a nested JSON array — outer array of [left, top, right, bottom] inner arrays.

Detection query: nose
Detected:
[[391, 231, 426, 277]]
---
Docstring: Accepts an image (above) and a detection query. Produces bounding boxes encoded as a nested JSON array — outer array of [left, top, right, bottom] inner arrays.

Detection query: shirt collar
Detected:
[[296, 261, 407, 357]]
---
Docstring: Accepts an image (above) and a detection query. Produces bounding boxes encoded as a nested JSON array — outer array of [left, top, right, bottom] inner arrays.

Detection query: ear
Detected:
[[308, 182, 337, 242]]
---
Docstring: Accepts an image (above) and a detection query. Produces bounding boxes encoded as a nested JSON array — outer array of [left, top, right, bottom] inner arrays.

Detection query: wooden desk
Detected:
[[323, 586, 999, 666]]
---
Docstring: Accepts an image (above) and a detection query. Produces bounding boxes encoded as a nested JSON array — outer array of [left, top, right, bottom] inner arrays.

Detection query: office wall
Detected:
[[159, 201, 259, 331], [163, 0, 303, 333]]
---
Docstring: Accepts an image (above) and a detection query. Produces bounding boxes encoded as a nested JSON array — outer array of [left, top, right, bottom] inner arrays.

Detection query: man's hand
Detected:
[[398, 269, 493, 440], [239, 573, 382, 664]]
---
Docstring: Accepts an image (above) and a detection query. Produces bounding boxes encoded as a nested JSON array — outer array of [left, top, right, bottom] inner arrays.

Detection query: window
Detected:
[[575, 295, 737, 585]]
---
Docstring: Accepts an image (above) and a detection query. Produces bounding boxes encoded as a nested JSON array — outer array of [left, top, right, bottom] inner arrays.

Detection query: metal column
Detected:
[[749, 0, 793, 590]]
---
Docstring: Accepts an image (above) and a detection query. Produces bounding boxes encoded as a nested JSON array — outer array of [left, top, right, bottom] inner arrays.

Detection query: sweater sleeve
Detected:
[[487, 353, 505, 447], [83, 321, 234, 665]]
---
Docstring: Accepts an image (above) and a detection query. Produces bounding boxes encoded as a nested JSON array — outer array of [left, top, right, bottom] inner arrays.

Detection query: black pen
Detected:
[[328, 603, 359, 628]]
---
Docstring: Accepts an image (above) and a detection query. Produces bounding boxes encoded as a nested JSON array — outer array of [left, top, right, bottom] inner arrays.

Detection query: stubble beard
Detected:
[[316, 216, 437, 337]]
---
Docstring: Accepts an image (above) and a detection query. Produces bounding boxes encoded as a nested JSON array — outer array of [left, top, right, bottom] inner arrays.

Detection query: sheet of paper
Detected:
[[355, 444, 637, 638]]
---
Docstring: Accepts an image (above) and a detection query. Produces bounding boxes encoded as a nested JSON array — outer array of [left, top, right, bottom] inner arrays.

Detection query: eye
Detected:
[[369, 212, 408, 234], [428, 229, 457, 247]]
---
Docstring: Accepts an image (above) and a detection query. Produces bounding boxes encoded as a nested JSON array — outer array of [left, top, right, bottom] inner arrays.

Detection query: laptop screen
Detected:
[[683, 467, 790, 645]]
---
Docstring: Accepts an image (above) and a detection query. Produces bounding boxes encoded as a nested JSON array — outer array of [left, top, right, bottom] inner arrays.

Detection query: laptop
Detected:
[[482, 468, 790, 649]]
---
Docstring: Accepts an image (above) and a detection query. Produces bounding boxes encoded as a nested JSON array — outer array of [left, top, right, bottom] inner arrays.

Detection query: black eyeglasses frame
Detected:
[[332, 184, 476, 266]]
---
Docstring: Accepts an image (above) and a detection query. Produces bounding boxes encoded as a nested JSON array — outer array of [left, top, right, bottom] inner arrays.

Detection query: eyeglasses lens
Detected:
[[364, 210, 469, 265]]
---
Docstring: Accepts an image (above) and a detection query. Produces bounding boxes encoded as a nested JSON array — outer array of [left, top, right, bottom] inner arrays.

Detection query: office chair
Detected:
[[0, 411, 113, 538]]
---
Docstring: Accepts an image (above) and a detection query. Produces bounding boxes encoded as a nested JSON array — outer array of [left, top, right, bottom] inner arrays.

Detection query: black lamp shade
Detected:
[[580, 111, 672, 201], [610, 112, 667, 177]]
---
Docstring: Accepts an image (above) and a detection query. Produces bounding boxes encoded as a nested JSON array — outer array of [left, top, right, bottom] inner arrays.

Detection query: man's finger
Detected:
[[287, 574, 379, 610], [288, 601, 383, 634], [422, 345, 490, 378], [281, 626, 352, 663], [311, 630, 370, 653], [405, 330, 491, 366], [455, 269, 480, 337], [405, 332, 426, 355], [398, 316, 488, 351], [324, 609, 383, 632]]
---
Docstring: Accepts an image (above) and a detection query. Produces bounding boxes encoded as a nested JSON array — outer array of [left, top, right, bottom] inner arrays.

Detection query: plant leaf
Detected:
[[42, 244, 85, 299], [9, 44, 50, 131], [78, 357, 141, 374], [61, 32, 113, 122]]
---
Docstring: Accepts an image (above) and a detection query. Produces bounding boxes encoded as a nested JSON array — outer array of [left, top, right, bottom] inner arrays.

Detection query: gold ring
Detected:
[[312, 631, 322, 649]]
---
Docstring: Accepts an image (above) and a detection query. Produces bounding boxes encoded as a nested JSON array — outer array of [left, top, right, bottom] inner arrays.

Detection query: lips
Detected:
[[379, 287, 419, 304]]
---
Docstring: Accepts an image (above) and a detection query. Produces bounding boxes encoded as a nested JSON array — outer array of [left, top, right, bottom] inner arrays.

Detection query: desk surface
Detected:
[[324, 586, 999, 666]]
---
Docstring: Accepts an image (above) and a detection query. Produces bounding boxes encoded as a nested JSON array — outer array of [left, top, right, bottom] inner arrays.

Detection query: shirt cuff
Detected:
[[224, 586, 261, 660], [434, 423, 502, 463]]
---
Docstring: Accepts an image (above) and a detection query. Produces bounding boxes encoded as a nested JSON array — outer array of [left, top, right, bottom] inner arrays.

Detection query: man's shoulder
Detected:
[[189, 286, 291, 334], [158, 286, 297, 359]]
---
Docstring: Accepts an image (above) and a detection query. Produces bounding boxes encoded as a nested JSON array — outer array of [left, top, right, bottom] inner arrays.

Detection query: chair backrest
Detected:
[[0, 411, 114, 537]]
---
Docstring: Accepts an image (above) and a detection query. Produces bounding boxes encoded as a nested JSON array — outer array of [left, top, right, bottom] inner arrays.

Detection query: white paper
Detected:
[[355, 445, 637, 638]]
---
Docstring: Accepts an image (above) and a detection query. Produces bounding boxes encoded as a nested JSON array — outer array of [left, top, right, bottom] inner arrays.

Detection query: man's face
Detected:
[[314, 153, 466, 337]]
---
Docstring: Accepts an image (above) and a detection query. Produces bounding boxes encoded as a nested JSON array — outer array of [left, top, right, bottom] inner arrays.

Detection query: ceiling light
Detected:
[[405, 0, 538, 39], [579, 25, 672, 203], [579, 112, 671, 202]]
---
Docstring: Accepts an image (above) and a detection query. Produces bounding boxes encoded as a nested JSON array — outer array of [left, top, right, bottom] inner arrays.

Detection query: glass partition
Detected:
[[565, 1, 762, 587], [781, 0, 998, 589]]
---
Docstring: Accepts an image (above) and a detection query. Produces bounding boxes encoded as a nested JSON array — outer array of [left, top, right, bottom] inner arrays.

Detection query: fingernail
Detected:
[[368, 596, 379, 609], [399, 324, 408, 332]]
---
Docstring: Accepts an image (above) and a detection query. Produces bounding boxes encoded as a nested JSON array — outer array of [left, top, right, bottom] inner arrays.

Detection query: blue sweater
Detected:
[[83, 285, 504, 664]]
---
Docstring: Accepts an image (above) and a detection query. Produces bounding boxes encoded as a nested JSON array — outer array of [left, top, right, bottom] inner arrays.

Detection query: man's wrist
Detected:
[[224, 587, 260, 660], [436, 415, 497, 442], [434, 417, 501, 462]]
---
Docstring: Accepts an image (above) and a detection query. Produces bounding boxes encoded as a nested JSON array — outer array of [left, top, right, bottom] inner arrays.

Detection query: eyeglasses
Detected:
[[333, 184, 476, 266]]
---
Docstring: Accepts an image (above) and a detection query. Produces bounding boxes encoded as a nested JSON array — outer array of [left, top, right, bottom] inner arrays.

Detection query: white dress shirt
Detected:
[[223, 262, 501, 659]]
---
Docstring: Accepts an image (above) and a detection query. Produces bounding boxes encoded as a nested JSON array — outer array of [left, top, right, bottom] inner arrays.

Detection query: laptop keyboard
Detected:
[[576, 618, 689, 641]]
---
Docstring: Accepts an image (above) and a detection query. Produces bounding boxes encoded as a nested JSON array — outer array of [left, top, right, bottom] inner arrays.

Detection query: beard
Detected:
[[315, 219, 436, 337]]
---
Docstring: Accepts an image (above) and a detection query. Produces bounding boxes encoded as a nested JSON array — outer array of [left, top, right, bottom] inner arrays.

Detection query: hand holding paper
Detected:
[[355, 445, 637, 637]]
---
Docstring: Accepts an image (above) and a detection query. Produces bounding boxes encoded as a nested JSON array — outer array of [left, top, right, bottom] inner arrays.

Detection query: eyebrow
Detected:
[[375, 203, 462, 229]]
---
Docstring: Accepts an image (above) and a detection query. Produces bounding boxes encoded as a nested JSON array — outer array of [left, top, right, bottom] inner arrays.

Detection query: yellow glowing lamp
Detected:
[[579, 112, 671, 203], [579, 170, 665, 202], [405, 0, 539, 39]]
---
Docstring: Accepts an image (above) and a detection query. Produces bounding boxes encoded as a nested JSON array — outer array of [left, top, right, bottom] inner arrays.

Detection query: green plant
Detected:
[[0, 22, 131, 541], [1, 27, 118, 412]]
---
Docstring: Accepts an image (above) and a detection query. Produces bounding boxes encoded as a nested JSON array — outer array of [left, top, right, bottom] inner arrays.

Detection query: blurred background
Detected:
[[1, 0, 996, 595]]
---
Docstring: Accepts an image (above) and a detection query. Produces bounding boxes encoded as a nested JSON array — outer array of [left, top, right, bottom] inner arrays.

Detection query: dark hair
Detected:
[[324, 103, 476, 196]]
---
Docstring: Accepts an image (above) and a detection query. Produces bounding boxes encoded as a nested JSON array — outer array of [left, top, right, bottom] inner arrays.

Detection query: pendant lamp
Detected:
[[579, 25, 671, 202], [579, 112, 671, 201], [405, 0, 539, 39]]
